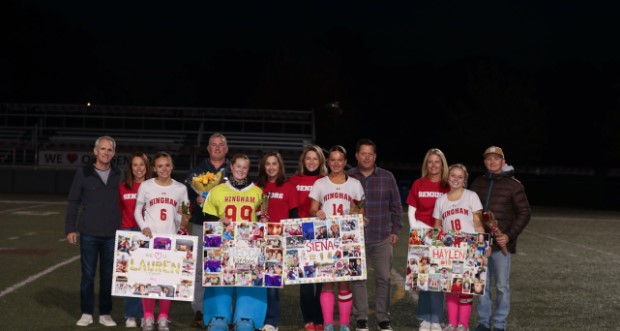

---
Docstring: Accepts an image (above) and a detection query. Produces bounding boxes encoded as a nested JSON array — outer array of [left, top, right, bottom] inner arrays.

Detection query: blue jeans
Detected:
[[265, 288, 280, 326], [79, 234, 115, 315], [122, 227, 143, 319], [476, 250, 511, 329], [417, 290, 444, 324]]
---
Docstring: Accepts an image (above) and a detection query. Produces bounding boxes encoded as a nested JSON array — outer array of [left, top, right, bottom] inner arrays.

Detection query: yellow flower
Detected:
[[190, 171, 223, 193]]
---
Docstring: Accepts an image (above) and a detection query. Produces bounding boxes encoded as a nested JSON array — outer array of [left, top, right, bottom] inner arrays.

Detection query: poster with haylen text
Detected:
[[405, 227, 491, 296]]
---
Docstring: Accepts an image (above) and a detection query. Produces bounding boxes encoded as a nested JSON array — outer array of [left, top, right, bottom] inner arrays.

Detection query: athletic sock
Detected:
[[445, 294, 459, 327], [320, 291, 335, 325], [337, 290, 352, 326]]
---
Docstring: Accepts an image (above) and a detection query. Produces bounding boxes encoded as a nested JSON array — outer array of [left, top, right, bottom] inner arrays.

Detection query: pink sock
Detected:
[[337, 290, 352, 326], [458, 295, 474, 328], [445, 294, 459, 327], [142, 298, 156, 319], [158, 299, 172, 321], [320, 291, 335, 325]]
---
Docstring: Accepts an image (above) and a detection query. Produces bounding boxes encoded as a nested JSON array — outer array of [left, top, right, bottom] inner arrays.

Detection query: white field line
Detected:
[[0, 204, 56, 214], [0, 255, 80, 299], [0, 200, 66, 205], [523, 228, 619, 257], [534, 216, 620, 222]]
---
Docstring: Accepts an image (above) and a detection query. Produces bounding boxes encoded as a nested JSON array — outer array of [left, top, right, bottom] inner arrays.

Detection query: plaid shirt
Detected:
[[347, 166, 403, 243]]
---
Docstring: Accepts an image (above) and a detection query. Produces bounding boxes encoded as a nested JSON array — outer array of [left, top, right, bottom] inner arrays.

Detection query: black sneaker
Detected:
[[356, 320, 369, 331], [377, 321, 392, 331]]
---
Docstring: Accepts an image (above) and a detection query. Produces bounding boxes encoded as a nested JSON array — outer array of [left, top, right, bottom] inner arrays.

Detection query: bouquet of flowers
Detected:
[[181, 201, 194, 215], [189, 170, 223, 203], [256, 193, 270, 222], [349, 198, 365, 215], [178, 201, 193, 235], [350, 198, 368, 226], [482, 210, 509, 256]]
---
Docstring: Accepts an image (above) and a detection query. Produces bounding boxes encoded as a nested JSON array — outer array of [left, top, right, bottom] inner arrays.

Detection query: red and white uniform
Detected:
[[135, 178, 189, 234], [406, 177, 449, 227], [309, 176, 365, 217], [262, 181, 299, 222], [119, 182, 141, 229], [432, 189, 482, 233], [289, 174, 322, 218]]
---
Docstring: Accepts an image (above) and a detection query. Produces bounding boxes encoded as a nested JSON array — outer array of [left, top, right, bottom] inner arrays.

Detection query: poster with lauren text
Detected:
[[112, 230, 198, 302]]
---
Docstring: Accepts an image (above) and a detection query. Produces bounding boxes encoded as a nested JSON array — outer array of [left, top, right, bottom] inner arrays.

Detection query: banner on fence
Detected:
[[111, 230, 198, 302], [405, 227, 491, 296], [282, 214, 367, 285], [201, 221, 283, 288]]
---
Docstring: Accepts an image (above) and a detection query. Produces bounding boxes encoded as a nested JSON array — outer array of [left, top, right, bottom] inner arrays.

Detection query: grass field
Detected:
[[1, 194, 619, 331]]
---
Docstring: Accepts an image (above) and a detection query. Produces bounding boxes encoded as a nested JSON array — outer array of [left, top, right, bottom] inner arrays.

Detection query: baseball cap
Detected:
[[483, 146, 504, 159]]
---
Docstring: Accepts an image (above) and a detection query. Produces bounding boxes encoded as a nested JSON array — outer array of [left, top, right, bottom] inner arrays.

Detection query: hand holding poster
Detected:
[[405, 228, 491, 296], [282, 214, 367, 285], [112, 230, 198, 302]]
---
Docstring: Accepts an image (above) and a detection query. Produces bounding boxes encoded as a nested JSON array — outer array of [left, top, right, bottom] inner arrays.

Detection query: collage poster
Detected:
[[201, 221, 284, 288], [405, 227, 491, 296], [282, 214, 367, 285], [111, 230, 198, 302]]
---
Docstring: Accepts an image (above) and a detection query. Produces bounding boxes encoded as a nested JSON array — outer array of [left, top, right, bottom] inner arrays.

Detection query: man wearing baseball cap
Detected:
[[470, 146, 531, 331]]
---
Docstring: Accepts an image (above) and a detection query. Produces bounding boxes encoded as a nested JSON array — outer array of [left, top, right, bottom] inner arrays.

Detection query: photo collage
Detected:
[[112, 230, 198, 302], [202, 221, 284, 288], [282, 214, 366, 285], [405, 228, 491, 296]]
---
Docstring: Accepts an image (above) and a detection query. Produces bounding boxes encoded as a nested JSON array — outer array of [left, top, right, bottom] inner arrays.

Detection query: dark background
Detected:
[[2, 1, 620, 169]]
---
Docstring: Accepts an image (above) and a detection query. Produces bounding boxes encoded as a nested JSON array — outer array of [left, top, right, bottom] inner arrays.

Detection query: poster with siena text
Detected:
[[201, 221, 283, 288], [282, 214, 367, 285], [112, 230, 198, 302], [405, 227, 491, 296]]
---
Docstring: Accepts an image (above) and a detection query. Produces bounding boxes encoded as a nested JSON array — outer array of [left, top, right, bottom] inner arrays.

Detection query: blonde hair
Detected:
[[421, 148, 449, 187], [448, 163, 469, 187], [296, 145, 328, 176]]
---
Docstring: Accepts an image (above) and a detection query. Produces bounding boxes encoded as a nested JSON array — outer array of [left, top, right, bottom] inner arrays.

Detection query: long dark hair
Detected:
[[124, 152, 153, 189], [257, 151, 287, 187]]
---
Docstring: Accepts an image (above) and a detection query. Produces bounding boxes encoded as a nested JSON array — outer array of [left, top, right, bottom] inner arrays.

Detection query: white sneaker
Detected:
[[157, 318, 170, 331], [442, 325, 456, 331], [99, 314, 117, 327], [76, 314, 93, 326], [456, 325, 469, 331], [126, 317, 138, 328], [430, 323, 442, 331], [419, 321, 431, 331], [143, 317, 155, 331], [262, 324, 277, 331]]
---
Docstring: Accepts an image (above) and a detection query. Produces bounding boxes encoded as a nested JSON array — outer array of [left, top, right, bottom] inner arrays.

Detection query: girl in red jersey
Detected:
[[256, 151, 300, 331], [288, 145, 328, 331], [405, 148, 449, 331], [118, 152, 152, 328]]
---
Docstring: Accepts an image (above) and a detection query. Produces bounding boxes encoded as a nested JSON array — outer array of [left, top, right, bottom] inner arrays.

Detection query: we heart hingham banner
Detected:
[[38, 151, 132, 168]]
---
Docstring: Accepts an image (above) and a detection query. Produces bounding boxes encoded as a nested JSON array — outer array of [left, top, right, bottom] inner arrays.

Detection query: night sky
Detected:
[[3, 1, 620, 167]]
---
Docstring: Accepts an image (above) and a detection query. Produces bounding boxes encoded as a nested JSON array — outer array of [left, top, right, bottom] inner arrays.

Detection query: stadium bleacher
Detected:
[[0, 103, 315, 174]]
